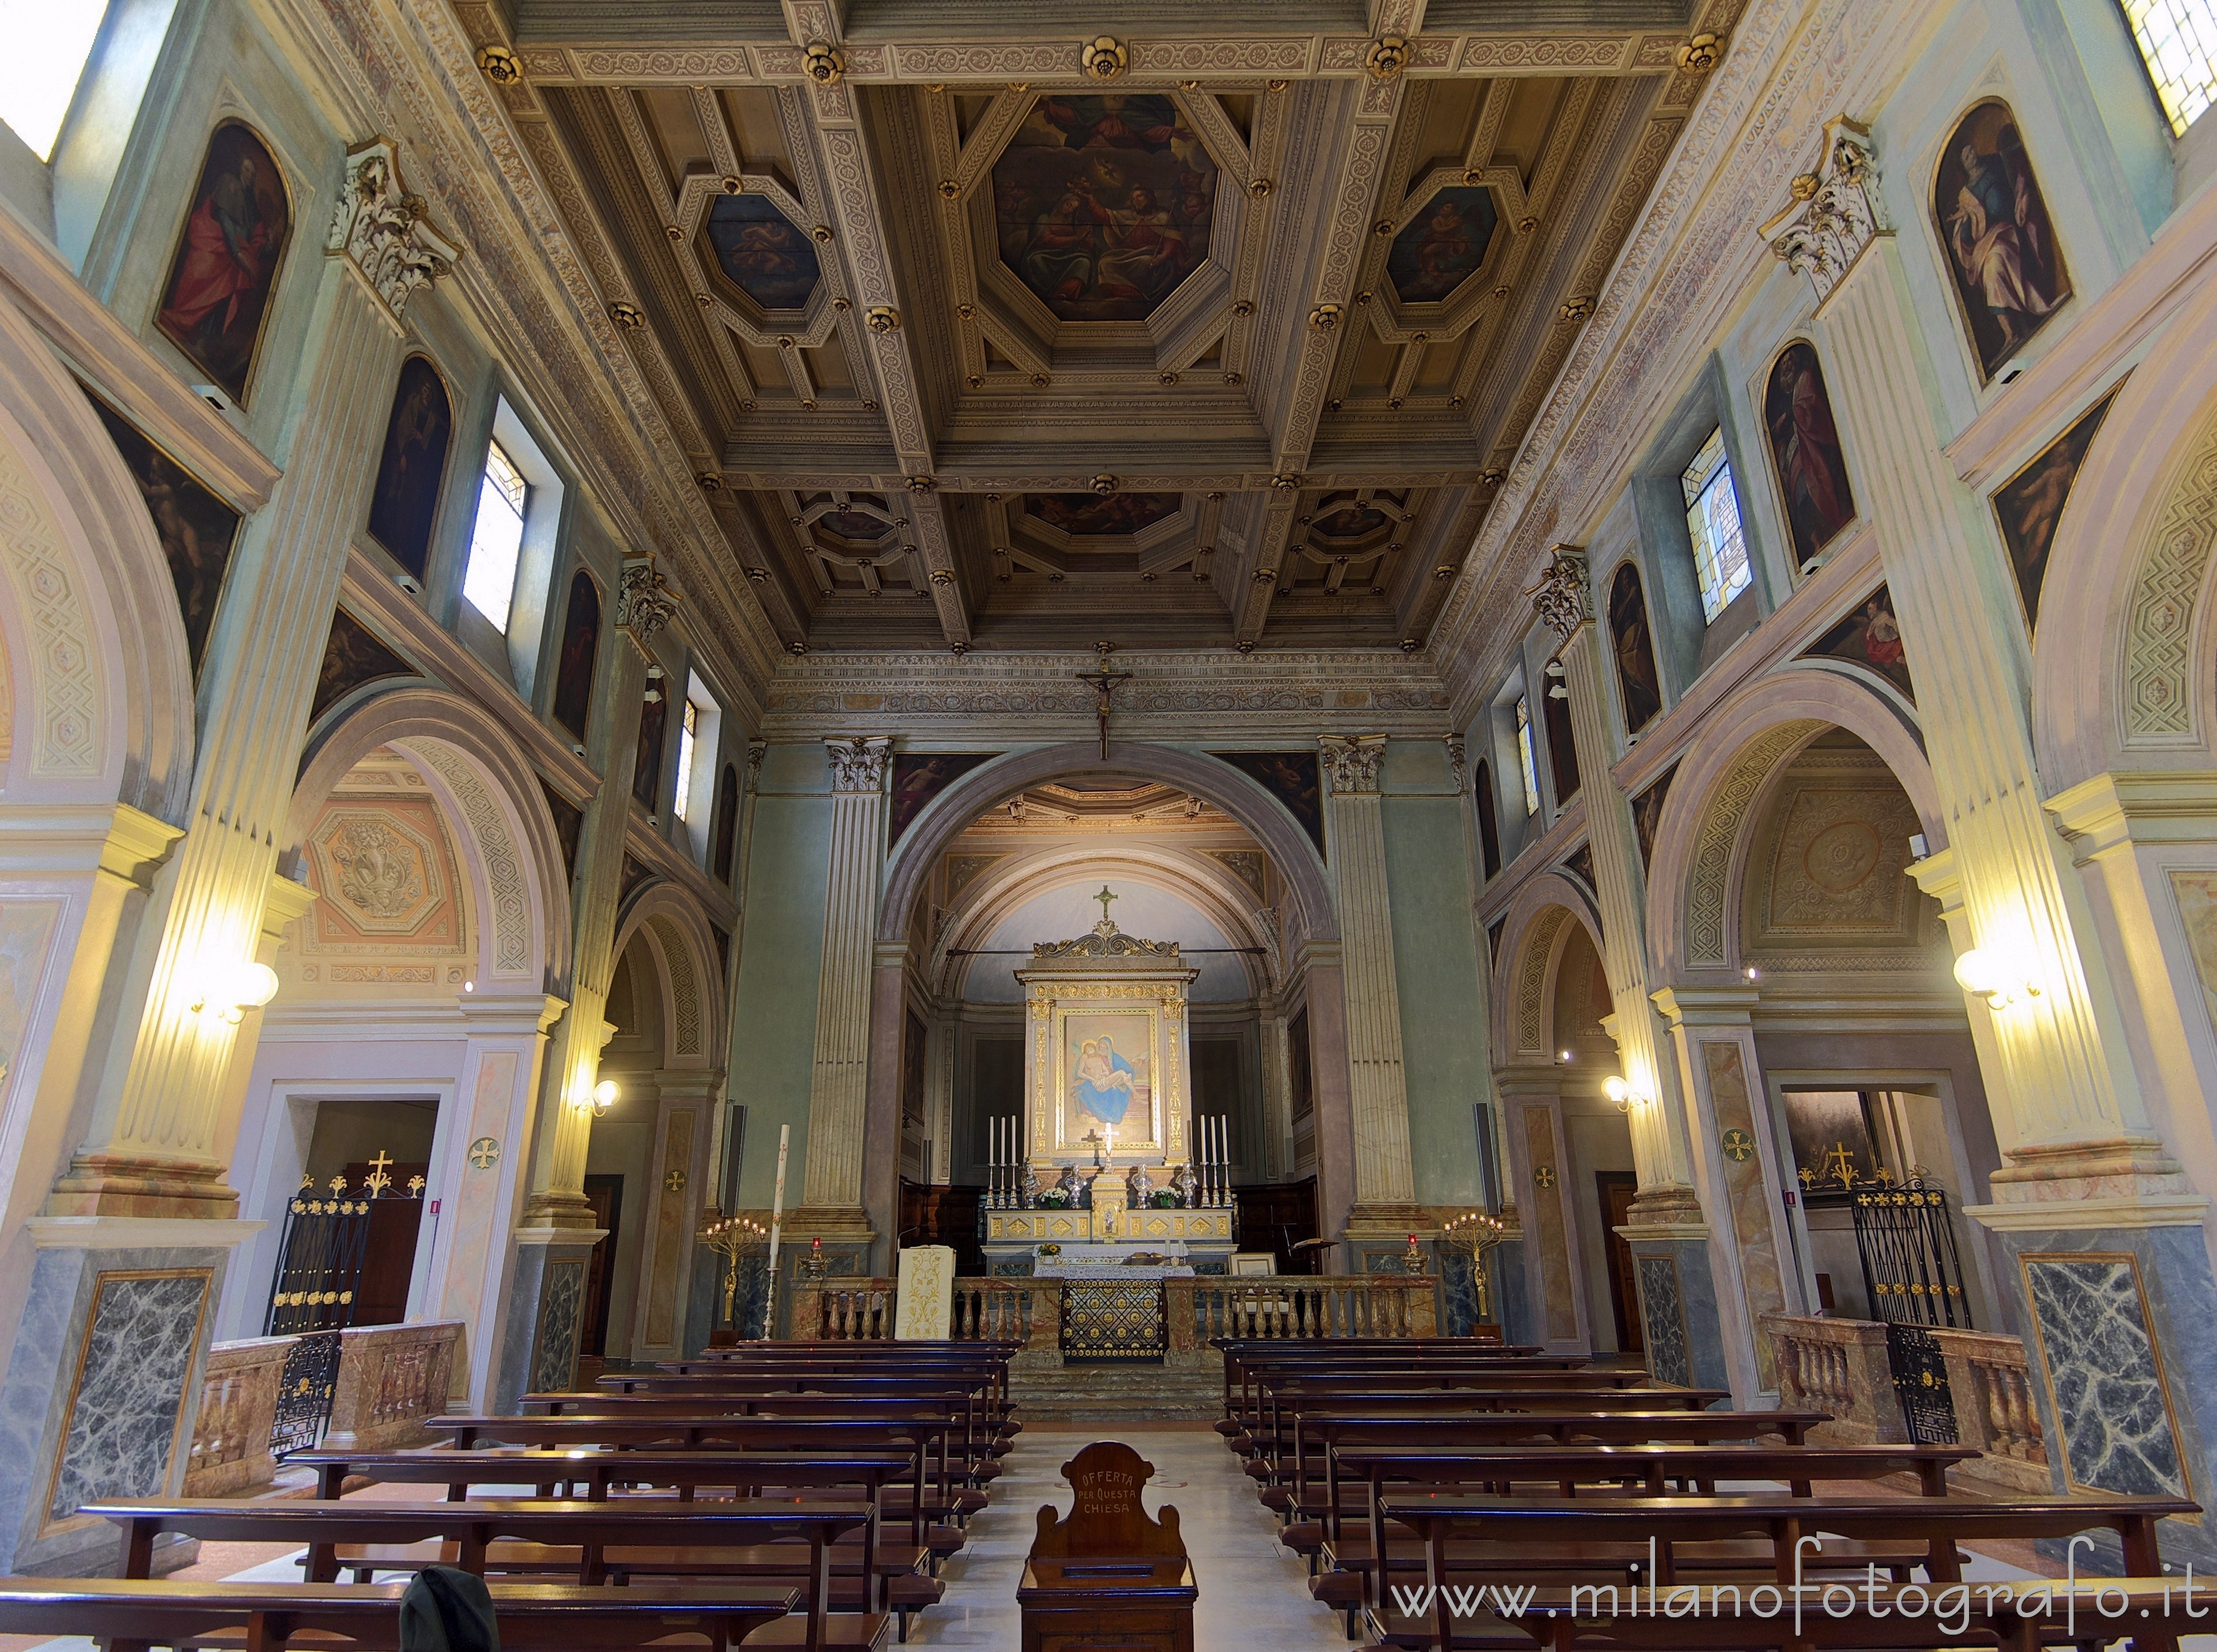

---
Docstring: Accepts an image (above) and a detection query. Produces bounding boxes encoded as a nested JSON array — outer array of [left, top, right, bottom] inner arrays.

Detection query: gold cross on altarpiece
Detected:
[[1075, 642, 1133, 761]]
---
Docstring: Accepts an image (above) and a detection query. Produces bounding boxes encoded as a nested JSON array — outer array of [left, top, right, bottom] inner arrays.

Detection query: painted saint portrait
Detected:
[[156, 122, 292, 403], [310, 607, 414, 724], [993, 94, 1217, 323], [365, 355, 453, 580], [1027, 492, 1181, 537], [551, 570, 601, 741], [1762, 341, 1858, 566], [1933, 100, 2070, 379], [1386, 186, 1499, 304], [711, 763, 741, 883], [1804, 584, 1915, 702], [1475, 759, 1502, 880], [1606, 561, 1663, 735], [1543, 680, 1580, 805], [1631, 764, 1677, 873], [1064, 1012, 1153, 1142], [889, 752, 992, 845], [1993, 388, 2118, 635], [85, 391, 241, 675], [704, 194, 821, 310], [1213, 750, 1325, 857]]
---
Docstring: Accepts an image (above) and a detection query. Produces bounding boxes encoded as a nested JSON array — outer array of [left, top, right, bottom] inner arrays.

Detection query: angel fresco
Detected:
[[1934, 101, 2070, 378]]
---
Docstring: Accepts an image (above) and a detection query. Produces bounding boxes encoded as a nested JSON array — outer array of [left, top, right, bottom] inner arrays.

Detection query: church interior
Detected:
[[2, 0, 2217, 1644]]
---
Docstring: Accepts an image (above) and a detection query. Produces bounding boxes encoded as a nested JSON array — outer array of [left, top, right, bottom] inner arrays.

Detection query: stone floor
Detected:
[[910, 1421, 1351, 1647]]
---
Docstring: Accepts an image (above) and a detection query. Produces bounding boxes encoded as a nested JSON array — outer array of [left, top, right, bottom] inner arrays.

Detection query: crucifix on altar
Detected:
[[1074, 642, 1132, 761]]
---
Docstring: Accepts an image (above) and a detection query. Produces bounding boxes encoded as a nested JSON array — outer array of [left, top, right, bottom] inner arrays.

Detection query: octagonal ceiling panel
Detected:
[[1311, 503, 1395, 542], [704, 194, 821, 311], [1027, 492, 1183, 536], [1386, 186, 1499, 306], [993, 95, 1218, 322]]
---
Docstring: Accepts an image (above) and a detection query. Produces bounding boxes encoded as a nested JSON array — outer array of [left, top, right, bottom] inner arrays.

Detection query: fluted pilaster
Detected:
[[799, 736, 891, 1227]]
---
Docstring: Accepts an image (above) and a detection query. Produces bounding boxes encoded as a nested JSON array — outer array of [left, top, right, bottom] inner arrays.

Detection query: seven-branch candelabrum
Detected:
[[697, 1215, 768, 1331], [1438, 1210, 1510, 1324]]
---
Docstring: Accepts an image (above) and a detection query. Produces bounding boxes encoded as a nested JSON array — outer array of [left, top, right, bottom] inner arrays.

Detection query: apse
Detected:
[[962, 880, 1249, 1004]]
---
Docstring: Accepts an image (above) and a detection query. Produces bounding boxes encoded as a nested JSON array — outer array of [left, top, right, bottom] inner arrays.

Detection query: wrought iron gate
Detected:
[[269, 1330, 343, 1458], [263, 1161, 425, 1335], [1852, 1178, 1968, 1444], [1058, 1282, 1167, 1361]]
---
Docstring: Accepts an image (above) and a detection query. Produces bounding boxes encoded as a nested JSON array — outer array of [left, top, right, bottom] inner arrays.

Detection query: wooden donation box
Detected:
[[1018, 1442, 1196, 1652]]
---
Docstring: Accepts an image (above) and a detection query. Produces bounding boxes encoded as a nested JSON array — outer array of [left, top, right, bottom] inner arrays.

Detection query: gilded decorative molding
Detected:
[[326, 139, 462, 323], [1526, 545, 1592, 639], [1757, 116, 1880, 303], [1029, 918, 1182, 962], [823, 735, 893, 791], [1320, 733, 1388, 794], [615, 557, 681, 642]]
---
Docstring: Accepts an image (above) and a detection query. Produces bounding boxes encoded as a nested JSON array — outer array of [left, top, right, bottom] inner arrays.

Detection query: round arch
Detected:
[[0, 291, 198, 816], [1491, 873, 1606, 1061], [2032, 271, 2217, 787], [613, 883, 727, 1067], [880, 742, 1338, 951], [934, 840, 1278, 1001], [291, 686, 573, 989], [1644, 666, 1942, 982]]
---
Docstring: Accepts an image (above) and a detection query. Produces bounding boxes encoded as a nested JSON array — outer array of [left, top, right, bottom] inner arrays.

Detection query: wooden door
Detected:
[[1234, 1177, 1320, 1274], [1596, 1171, 1643, 1354], [342, 1160, 429, 1326], [580, 1175, 623, 1358]]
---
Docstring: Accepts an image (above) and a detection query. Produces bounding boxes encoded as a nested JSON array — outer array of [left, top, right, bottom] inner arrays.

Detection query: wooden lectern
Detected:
[[1017, 1441, 1197, 1652]]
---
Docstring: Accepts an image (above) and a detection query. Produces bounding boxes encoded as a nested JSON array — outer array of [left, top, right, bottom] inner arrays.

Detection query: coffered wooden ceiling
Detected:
[[487, 0, 1721, 657]]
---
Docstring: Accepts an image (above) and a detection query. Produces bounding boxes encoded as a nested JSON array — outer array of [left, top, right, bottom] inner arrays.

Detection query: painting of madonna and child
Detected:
[[1063, 1012, 1158, 1150]]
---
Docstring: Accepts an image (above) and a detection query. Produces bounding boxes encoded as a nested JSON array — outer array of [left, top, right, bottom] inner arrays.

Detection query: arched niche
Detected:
[[879, 743, 1338, 952], [2032, 273, 2217, 784], [1491, 874, 1606, 1063], [613, 883, 728, 1068], [291, 687, 571, 991], [0, 292, 199, 816], [1644, 668, 1943, 984]]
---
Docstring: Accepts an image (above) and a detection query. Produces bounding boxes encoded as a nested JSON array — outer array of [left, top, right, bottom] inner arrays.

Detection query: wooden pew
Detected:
[[1222, 1360, 1651, 1439], [0, 1576, 802, 1652], [1212, 1343, 1570, 1431], [85, 1498, 878, 1652], [1372, 1491, 2199, 1652]]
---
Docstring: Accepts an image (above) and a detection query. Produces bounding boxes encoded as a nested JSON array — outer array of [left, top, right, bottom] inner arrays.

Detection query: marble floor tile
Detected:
[[908, 1426, 1349, 1648]]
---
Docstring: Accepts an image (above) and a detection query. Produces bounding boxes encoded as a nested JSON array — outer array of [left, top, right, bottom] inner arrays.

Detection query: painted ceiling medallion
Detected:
[[703, 195, 821, 311], [1080, 36, 1129, 81], [802, 41, 843, 84], [475, 45, 522, 86], [1028, 492, 1180, 536], [1387, 186, 1498, 304], [992, 93, 1219, 323]]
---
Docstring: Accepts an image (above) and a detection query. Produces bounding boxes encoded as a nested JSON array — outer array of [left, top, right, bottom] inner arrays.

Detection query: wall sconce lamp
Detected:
[[1952, 948, 2040, 1011], [191, 960, 279, 1024], [1602, 1076, 1648, 1114], [587, 1078, 619, 1116]]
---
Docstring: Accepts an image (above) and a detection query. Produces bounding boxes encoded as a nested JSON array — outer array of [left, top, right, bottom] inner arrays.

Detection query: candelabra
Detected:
[[1438, 1210, 1511, 1326], [697, 1215, 769, 1337]]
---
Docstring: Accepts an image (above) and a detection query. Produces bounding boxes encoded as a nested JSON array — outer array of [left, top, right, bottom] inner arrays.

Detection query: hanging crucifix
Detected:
[[1075, 641, 1133, 761]]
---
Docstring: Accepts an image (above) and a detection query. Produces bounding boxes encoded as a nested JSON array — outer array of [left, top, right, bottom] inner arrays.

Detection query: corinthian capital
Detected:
[[326, 139, 461, 323], [1319, 734, 1387, 795], [825, 736, 892, 792], [616, 556, 681, 642], [1758, 116, 1881, 302], [1525, 545, 1592, 639]]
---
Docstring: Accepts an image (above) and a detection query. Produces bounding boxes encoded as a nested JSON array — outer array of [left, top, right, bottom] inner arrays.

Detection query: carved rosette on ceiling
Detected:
[[1319, 733, 1387, 795], [1526, 545, 1592, 639], [824, 735, 893, 791], [1032, 918, 1180, 961], [616, 556, 681, 642], [326, 138, 462, 325], [1758, 117, 1880, 303]]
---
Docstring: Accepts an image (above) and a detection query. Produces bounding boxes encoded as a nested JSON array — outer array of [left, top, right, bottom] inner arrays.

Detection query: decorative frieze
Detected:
[[326, 139, 461, 324], [1758, 117, 1881, 304]]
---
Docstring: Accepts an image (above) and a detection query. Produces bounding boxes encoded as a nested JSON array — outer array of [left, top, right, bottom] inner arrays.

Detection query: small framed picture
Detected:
[[1229, 1251, 1276, 1277]]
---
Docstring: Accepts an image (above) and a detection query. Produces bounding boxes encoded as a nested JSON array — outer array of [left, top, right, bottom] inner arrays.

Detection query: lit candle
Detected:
[[1104, 1121, 1115, 1160]]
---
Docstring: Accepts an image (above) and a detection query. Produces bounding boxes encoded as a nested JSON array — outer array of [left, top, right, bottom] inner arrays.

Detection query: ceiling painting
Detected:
[[1027, 493, 1183, 537], [1386, 187, 1499, 305], [704, 193, 821, 311]]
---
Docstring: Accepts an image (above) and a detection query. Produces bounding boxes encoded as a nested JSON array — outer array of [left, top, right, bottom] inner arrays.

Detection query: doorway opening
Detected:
[[1595, 1171, 1644, 1355]]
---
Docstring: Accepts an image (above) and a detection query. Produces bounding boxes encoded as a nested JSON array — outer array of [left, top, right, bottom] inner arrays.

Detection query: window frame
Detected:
[[1515, 694, 1541, 818], [2120, 0, 2217, 136], [461, 438, 529, 631], [1681, 425, 1753, 624]]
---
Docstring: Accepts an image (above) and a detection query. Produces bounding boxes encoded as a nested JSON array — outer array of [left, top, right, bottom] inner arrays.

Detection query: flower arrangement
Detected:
[[1149, 1190, 1180, 1208], [1038, 1188, 1072, 1208], [1037, 1242, 1062, 1256]]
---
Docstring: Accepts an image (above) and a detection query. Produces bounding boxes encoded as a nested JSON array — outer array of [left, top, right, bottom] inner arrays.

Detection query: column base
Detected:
[[493, 1233, 602, 1411], [1968, 1202, 2217, 1567], [43, 1152, 240, 1219], [519, 1188, 601, 1230], [1624, 1229, 1730, 1391], [0, 1225, 250, 1573], [1623, 1182, 1708, 1235], [1986, 1135, 2196, 1203]]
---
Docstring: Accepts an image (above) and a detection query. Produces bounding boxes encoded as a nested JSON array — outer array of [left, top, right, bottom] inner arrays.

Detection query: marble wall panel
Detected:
[[437, 1051, 518, 1331], [2021, 1252, 2188, 1499], [644, 1107, 696, 1349], [528, 1259, 585, 1395], [1637, 1254, 1691, 1386], [44, 1270, 212, 1526], [1521, 1105, 1579, 1343], [1702, 1041, 1787, 1390]]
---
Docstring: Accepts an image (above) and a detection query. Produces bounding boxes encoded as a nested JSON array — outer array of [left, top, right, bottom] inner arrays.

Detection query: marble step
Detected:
[[1010, 1362, 1222, 1421]]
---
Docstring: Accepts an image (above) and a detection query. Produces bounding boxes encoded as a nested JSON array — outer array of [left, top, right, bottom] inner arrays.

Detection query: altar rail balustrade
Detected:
[[1763, 1313, 2050, 1494], [184, 1321, 462, 1496], [793, 1274, 1439, 1349]]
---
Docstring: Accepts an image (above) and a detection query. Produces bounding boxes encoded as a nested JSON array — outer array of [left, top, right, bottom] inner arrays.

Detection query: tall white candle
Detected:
[[760, 1124, 791, 1339]]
